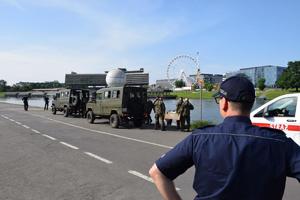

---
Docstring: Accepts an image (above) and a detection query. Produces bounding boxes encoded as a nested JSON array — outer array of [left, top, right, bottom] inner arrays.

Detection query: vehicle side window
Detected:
[[254, 108, 264, 117], [97, 93, 102, 100], [61, 91, 69, 97], [104, 91, 111, 99], [112, 90, 120, 99], [136, 91, 141, 98], [266, 97, 297, 117], [129, 92, 135, 99]]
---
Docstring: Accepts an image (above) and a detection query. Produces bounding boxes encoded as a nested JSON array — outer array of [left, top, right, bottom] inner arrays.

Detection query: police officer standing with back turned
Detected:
[[149, 75, 300, 200]]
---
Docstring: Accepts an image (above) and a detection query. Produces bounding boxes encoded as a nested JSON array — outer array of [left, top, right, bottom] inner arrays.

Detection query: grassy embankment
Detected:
[[0, 92, 5, 98], [256, 89, 299, 100], [172, 88, 299, 100], [170, 90, 214, 99]]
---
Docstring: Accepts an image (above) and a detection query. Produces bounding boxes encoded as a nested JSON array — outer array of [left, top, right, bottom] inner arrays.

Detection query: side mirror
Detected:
[[263, 112, 270, 118], [264, 110, 277, 118]]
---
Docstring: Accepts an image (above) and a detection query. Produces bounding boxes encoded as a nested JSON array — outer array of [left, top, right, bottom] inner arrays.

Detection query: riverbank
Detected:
[[170, 90, 214, 99], [171, 88, 299, 100], [256, 89, 299, 100], [0, 92, 5, 98]]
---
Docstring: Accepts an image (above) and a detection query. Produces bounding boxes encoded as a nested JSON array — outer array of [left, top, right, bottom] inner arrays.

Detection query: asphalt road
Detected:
[[0, 102, 298, 200]]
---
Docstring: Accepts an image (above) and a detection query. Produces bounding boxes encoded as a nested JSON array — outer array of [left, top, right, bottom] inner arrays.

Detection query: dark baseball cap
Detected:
[[213, 76, 255, 103]]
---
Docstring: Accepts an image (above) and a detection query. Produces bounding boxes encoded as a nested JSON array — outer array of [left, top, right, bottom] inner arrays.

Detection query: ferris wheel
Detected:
[[167, 54, 200, 88]]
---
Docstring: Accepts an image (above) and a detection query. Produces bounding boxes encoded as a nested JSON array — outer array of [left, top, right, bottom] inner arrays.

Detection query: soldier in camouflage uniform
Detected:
[[176, 97, 184, 129], [180, 98, 194, 131], [154, 97, 166, 131]]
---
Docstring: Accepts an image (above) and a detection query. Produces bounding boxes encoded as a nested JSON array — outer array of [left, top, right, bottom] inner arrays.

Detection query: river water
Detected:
[[0, 97, 267, 124]]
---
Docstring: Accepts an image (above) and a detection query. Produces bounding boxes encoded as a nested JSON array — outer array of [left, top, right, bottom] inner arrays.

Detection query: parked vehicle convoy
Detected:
[[51, 88, 90, 117], [86, 86, 147, 128], [250, 93, 300, 145]]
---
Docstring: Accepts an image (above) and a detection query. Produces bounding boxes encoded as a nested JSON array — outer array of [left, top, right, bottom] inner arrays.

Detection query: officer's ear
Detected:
[[220, 98, 229, 112]]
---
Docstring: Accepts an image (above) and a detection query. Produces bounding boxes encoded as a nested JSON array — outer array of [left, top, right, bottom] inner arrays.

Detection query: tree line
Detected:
[[0, 80, 65, 92], [276, 61, 300, 92]]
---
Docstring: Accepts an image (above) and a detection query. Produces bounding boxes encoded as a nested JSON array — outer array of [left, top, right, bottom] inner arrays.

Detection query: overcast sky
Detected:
[[0, 0, 299, 85]]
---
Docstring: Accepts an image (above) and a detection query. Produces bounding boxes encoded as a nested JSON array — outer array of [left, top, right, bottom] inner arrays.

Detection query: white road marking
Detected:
[[28, 113, 173, 149], [60, 142, 79, 150], [84, 152, 113, 164], [1, 115, 9, 119], [31, 129, 41, 134], [9, 119, 15, 122], [42, 134, 57, 141], [15, 121, 22, 125], [128, 170, 181, 191], [22, 125, 30, 129]]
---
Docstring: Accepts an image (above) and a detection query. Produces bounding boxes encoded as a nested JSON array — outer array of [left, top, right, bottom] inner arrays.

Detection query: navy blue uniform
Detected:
[[156, 116, 300, 200]]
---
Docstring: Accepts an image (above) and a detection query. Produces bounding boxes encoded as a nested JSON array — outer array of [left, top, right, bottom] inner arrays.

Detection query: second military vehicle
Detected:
[[51, 88, 90, 117], [86, 86, 147, 128]]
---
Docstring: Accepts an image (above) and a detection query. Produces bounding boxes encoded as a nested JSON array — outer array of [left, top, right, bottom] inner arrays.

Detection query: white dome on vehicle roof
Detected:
[[106, 69, 126, 87]]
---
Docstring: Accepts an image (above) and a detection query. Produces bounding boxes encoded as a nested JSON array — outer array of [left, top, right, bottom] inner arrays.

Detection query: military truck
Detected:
[[86, 86, 147, 128], [51, 88, 90, 117]]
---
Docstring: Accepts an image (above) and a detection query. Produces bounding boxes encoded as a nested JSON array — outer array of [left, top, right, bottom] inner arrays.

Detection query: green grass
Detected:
[[0, 92, 5, 97], [191, 120, 214, 130], [171, 88, 299, 100], [170, 90, 214, 99], [256, 89, 299, 100]]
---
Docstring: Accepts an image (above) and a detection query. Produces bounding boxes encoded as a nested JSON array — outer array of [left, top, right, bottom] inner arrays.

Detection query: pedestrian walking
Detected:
[[154, 96, 166, 131], [44, 95, 49, 110], [180, 98, 194, 131], [149, 76, 300, 200], [22, 96, 29, 111], [175, 97, 183, 129]]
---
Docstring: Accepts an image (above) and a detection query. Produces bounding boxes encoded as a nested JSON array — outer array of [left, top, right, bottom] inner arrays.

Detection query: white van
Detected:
[[250, 93, 300, 145]]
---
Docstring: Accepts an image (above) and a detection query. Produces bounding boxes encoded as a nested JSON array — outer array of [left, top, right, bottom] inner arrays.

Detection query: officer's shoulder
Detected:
[[259, 127, 286, 135], [193, 125, 216, 132]]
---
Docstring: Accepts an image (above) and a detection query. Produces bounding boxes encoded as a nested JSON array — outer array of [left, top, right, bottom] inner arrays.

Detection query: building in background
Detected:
[[240, 65, 285, 87], [189, 73, 223, 84], [154, 79, 176, 90], [65, 68, 149, 89]]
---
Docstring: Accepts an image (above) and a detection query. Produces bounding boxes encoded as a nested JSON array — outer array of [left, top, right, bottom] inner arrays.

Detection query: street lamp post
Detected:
[[196, 52, 203, 122]]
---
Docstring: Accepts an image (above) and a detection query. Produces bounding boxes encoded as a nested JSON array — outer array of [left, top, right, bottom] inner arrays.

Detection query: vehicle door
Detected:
[[59, 90, 69, 108], [252, 96, 300, 145], [103, 90, 112, 115], [111, 89, 122, 113], [95, 92, 103, 114], [125, 87, 145, 116]]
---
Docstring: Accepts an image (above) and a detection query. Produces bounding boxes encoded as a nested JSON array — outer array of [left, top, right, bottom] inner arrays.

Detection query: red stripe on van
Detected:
[[288, 125, 300, 131], [252, 123, 300, 132], [252, 123, 270, 128]]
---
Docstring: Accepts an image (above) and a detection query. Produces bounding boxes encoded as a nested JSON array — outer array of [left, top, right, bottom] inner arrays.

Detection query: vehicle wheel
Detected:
[[52, 106, 57, 115], [110, 114, 119, 128], [63, 107, 69, 117], [87, 111, 95, 124]]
